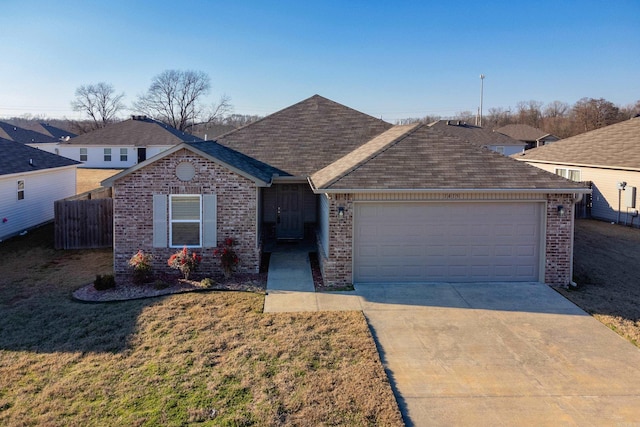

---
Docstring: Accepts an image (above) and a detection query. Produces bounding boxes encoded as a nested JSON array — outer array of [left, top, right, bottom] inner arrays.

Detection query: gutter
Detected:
[[308, 183, 592, 195], [515, 158, 640, 173]]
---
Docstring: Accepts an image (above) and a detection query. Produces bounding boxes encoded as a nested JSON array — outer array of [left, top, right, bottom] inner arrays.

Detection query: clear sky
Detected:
[[1, 0, 638, 122]]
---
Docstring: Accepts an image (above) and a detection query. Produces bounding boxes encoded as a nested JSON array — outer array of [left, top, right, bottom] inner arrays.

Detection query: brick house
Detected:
[[102, 95, 589, 287]]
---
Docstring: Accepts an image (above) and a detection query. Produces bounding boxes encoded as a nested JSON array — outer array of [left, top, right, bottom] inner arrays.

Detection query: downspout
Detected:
[[569, 192, 584, 287]]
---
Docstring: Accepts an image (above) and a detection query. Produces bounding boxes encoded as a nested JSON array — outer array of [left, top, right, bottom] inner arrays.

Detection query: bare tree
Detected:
[[134, 70, 230, 132], [572, 97, 622, 133], [516, 100, 544, 127], [71, 82, 125, 130]]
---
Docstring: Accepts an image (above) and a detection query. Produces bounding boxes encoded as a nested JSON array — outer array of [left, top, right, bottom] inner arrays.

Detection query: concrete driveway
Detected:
[[357, 282, 640, 426]]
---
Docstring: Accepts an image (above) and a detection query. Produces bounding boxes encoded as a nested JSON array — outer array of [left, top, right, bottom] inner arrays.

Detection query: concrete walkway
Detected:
[[263, 254, 640, 425], [263, 250, 362, 312]]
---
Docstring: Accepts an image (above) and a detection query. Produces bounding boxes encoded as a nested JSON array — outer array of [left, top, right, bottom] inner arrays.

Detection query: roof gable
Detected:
[[102, 141, 284, 187], [310, 124, 588, 192], [496, 124, 556, 142], [429, 120, 525, 146], [515, 117, 640, 170], [64, 117, 203, 147], [0, 139, 80, 176], [215, 95, 393, 176]]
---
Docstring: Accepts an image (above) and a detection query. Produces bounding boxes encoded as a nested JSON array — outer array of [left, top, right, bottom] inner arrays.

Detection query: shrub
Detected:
[[168, 246, 202, 279], [128, 250, 153, 284], [200, 277, 215, 288], [94, 274, 116, 291], [213, 238, 239, 278]]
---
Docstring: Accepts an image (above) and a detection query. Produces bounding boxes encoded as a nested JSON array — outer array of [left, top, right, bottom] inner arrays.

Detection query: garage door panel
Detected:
[[354, 202, 542, 283]]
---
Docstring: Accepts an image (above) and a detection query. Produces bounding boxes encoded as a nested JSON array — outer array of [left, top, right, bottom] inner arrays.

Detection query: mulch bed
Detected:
[[73, 273, 266, 303]]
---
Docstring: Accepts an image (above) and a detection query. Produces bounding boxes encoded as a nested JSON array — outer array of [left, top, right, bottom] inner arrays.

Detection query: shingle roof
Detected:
[[0, 121, 58, 143], [215, 95, 393, 176], [495, 124, 554, 142], [187, 140, 288, 184], [310, 124, 588, 192], [62, 117, 202, 147], [428, 120, 525, 146], [514, 117, 640, 170], [39, 123, 77, 140], [0, 139, 80, 176]]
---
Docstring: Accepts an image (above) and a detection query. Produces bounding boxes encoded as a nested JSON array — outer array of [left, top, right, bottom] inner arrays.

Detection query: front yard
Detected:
[[557, 219, 640, 346], [0, 225, 402, 426]]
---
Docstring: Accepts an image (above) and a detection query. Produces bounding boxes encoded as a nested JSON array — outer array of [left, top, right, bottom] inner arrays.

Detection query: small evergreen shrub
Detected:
[[94, 274, 116, 291]]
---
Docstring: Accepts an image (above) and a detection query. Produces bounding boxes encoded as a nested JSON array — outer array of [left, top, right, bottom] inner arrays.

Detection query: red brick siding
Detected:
[[544, 194, 575, 286], [113, 149, 259, 283]]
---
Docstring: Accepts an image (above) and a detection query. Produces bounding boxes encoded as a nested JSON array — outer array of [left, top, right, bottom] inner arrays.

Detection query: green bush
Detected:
[[200, 277, 216, 288], [94, 274, 116, 291]]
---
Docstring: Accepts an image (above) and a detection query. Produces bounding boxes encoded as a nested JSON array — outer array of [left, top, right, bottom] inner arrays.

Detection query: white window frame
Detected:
[[555, 168, 581, 181], [104, 148, 112, 162], [17, 180, 25, 201], [169, 194, 202, 248], [120, 148, 128, 162], [80, 148, 87, 162], [495, 146, 505, 154]]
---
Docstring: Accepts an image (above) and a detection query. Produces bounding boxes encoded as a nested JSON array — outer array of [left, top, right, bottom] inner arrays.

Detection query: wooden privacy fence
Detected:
[[54, 188, 113, 249]]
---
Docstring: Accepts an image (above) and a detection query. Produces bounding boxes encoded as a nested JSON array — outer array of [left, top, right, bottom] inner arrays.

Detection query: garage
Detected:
[[353, 201, 544, 283]]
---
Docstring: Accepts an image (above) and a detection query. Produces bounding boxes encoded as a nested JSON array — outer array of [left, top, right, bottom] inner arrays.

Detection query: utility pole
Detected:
[[479, 74, 485, 127]]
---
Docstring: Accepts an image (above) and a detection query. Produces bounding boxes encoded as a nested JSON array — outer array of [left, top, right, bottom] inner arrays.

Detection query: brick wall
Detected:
[[113, 148, 260, 283], [320, 194, 354, 287], [544, 194, 575, 286]]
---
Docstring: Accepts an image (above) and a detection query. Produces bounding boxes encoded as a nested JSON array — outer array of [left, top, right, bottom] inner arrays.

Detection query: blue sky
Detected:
[[1, 0, 638, 122]]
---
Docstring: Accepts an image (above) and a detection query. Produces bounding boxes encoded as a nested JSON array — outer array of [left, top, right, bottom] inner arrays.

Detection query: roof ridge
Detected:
[[310, 123, 422, 189]]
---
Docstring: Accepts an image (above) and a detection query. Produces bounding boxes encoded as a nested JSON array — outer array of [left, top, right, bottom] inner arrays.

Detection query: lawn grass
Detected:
[[0, 225, 402, 426], [76, 168, 122, 194]]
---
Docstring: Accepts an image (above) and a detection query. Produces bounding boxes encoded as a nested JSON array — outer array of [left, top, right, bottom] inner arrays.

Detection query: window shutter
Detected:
[[153, 195, 167, 247], [203, 194, 217, 247]]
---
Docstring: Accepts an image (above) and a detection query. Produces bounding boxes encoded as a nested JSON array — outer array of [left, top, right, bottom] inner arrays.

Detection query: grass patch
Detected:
[[76, 168, 121, 194], [0, 225, 402, 425]]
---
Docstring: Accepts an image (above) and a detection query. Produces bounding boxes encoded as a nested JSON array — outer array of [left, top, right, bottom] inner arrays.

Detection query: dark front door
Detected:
[[137, 148, 147, 163], [276, 184, 304, 239]]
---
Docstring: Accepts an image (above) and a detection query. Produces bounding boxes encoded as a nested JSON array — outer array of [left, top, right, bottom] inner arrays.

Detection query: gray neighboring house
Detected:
[[515, 116, 640, 226], [34, 116, 203, 168], [0, 139, 80, 241], [0, 121, 59, 144], [496, 124, 560, 149], [428, 120, 526, 155], [103, 95, 589, 287]]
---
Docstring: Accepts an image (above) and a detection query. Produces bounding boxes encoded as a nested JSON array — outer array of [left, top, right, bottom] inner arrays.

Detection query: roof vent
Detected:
[[446, 120, 451, 125], [29, 158, 33, 166], [131, 115, 148, 121]]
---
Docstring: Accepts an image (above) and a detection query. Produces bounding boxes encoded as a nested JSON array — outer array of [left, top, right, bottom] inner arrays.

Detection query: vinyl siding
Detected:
[[0, 166, 77, 240], [525, 162, 640, 225], [53, 145, 174, 168]]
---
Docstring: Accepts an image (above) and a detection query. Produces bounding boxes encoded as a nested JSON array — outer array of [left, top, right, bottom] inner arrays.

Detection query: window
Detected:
[[104, 148, 112, 162], [80, 148, 87, 162], [120, 148, 128, 162], [495, 146, 505, 155], [169, 195, 202, 247], [17, 180, 25, 200], [555, 168, 581, 181]]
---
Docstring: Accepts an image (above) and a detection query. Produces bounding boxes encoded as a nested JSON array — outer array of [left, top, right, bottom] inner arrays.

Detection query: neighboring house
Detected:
[[496, 124, 560, 149], [102, 95, 589, 287], [38, 116, 203, 168], [428, 120, 526, 155], [515, 116, 640, 226], [0, 139, 80, 241]]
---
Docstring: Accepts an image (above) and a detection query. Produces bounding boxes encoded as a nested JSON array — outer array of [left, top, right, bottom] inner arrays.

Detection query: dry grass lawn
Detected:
[[76, 168, 122, 194], [557, 219, 640, 346], [0, 225, 402, 426]]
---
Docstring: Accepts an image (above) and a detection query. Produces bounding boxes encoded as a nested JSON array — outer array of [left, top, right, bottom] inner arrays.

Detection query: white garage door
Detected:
[[354, 202, 543, 283]]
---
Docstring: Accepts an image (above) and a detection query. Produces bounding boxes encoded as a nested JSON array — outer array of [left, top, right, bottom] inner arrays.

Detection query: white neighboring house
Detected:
[[29, 116, 203, 168], [514, 117, 640, 226], [0, 139, 80, 241], [428, 120, 526, 155]]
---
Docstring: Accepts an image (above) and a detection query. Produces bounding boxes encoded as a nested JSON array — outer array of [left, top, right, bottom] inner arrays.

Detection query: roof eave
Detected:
[[310, 187, 592, 195], [516, 158, 640, 173]]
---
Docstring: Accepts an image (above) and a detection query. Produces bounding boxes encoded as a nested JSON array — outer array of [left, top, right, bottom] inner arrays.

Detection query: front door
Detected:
[[137, 147, 147, 164], [276, 184, 304, 239]]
